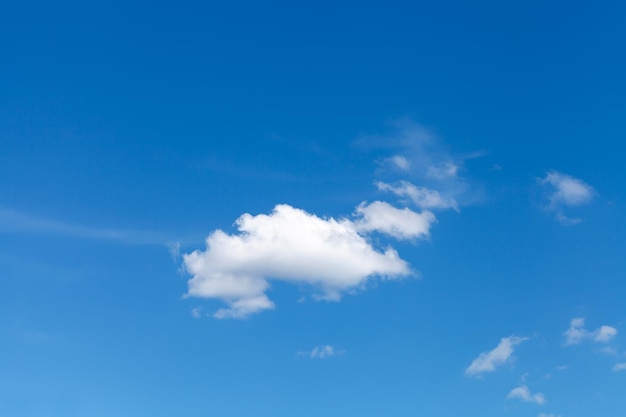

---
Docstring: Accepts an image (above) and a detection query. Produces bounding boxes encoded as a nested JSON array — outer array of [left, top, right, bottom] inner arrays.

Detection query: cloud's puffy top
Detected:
[[465, 336, 528, 377], [184, 203, 429, 318], [540, 171, 595, 224], [507, 385, 546, 405], [564, 317, 617, 345]]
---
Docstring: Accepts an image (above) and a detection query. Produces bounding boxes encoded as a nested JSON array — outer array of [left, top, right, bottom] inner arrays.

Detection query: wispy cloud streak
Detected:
[[357, 119, 483, 207], [465, 336, 528, 377], [0, 207, 176, 246]]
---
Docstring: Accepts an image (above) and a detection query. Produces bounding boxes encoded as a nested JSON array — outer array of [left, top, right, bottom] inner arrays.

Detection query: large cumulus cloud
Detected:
[[184, 202, 433, 318]]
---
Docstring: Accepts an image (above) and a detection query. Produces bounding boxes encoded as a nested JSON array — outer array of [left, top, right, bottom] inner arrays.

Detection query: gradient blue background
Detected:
[[1, 1, 625, 416]]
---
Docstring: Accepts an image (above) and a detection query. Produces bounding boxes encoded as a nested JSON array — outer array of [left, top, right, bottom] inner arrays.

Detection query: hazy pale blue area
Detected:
[[1, 1, 625, 416]]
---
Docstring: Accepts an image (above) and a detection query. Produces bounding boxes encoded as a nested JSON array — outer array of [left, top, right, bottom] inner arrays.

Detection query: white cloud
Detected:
[[358, 120, 481, 206], [595, 325, 618, 343], [214, 295, 276, 319], [538, 413, 561, 417], [184, 203, 418, 318], [190, 307, 203, 318], [542, 171, 595, 206], [507, 385, 546, 405], [600, 346, 618, 355], [363, 120, 458, 182], [354, 201, 436, 240], [554, 212, 582, 226], [299, 345, 342, 359], [375, 181, 459, 211], [465, 336, 528, 377], [564, 318, 617, 346], [564, 317, 588, 345], [540, 171, 595, 224], [386, 155, 411, 171], [427, 161, 459, 179], [612, 362, 626, 372]]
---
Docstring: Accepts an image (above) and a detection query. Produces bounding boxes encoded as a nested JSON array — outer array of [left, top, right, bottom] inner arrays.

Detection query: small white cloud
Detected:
[[555, 212, 582, 226], [299, 345, 342, 359], [612, 362, 626, 372], [564, 318, 617, 346], [538, 413, 561, 417], [564, 317, 589, 345], [595, 325, 618, 343], [427, 161, 459, 179], [386, 155, 411, 171], [354, 201, 436, 240], [540, 171, 595, 224], [555, 365, 569, 371], [507, 385, 546, 405], [542, 171, 594, 206], [184, 204, 414, 318], [191, 307, 203, 318], [465, 336, 528, 377], [311, 345, 336, 359], [214, 295, 276, 319], [600, 346, 619, 355], [375, 181, 458, 211]]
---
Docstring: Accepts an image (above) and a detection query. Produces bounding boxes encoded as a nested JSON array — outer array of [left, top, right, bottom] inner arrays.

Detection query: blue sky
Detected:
[[1, 1, 625, 416]]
